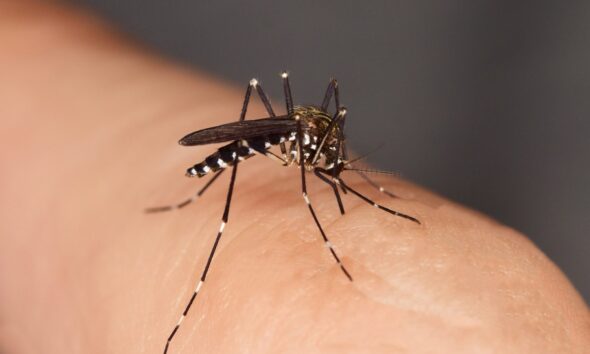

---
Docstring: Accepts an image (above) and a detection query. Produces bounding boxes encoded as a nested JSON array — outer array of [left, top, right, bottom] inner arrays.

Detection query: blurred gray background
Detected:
[[76, 0, 590, 302]]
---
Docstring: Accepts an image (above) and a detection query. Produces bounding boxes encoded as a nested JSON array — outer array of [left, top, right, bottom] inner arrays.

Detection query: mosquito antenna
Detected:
[[342, 167, 402, 177], [343, 142, 386, 165]]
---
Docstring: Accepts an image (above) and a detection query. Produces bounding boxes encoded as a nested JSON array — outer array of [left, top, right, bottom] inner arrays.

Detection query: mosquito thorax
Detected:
[[291, 105, 342, 169], [292, 105, 332, 133]]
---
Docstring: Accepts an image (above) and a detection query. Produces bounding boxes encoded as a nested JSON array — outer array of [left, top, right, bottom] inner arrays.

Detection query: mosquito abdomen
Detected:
[[186, 141, 252, 177], [186, 134, 288, 177]]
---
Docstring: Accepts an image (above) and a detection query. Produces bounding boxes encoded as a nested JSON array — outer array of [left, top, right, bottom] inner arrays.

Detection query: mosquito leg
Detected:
[[321, 78, 338, 112], [242, 138, 288, 165], [335, 176, 420, 224], [162, 78, 253, 353], [163, 163, 239, 354], [314, 168, 345, 215], [329, 78, 348, 170], [284, 70, 296, 164], [235, 80, 255, 120], [333, 77, 341, 112], [340, 136, 350, 162], [329, 83, 349, 196], [249, 78, 275, 117], [317, 78, 346, 184], [312, 101, 347, 203], [356, 171, 399, 198], [259, 149, 288, 165], [331, 113, 347, 195], [315, 166, 345, 195], [146, 170, 225, 213], [250, 78, 288, 160], [281, 71, 294, 115], [311, 108, 346, 165], [149, 79, 255, 215], [295, 115, 352, 281]]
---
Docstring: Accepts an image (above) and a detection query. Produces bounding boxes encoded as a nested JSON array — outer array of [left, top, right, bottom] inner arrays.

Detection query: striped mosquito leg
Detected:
[[163, 164, 239, 354], [314, 168, 345, 215], [302, 190, 352, 281], [336, 177, 420, 225], [356, 171, 399, 198], [295, 115, 352, 281], [146, 170, 225, 213], [164, 79, 252, 353], [329, 111, 346, 194], [311, 108, 346, 165]]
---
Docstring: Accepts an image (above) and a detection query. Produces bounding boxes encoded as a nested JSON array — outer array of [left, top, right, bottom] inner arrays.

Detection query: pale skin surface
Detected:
[[0, 2, 589, 354]]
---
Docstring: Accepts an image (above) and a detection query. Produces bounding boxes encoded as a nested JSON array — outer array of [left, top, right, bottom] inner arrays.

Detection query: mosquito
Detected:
[[147, 72, 420, 354]]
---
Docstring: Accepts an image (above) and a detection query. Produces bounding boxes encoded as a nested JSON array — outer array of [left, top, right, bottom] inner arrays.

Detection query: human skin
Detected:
[[0, 2, 588, 354]]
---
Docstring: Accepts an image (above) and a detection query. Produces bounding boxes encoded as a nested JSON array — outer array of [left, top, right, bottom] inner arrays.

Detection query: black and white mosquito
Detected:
[[148, 72, 420, 354]]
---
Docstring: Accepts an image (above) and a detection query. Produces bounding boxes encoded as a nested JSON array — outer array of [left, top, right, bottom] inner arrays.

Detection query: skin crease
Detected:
[[0, 2, 589, 354]]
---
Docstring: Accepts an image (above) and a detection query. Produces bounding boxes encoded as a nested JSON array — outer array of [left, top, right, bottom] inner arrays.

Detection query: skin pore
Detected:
[[0, 2, 588, 353]]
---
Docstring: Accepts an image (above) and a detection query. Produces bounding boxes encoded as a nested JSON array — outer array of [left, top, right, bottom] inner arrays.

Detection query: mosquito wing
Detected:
[[179, 116, 297, 146]]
